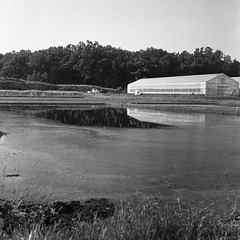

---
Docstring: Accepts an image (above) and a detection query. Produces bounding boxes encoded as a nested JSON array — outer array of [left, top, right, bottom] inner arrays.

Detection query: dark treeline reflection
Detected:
[[0, 131, 7, 138], [36, 108, 166, 128]]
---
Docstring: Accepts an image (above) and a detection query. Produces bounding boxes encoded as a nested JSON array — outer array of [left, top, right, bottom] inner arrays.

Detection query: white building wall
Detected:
[[127, 82, 206, 95], [206, 75, 239, 97]]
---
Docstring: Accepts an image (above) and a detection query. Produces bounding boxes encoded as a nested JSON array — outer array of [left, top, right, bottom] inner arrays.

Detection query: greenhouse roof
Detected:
[[232, 77, 240, 83], [129, 73, 224, 85]]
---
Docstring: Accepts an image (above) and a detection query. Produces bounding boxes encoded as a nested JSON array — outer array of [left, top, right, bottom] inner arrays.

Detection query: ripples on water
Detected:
[[1, 106, 240, 200]]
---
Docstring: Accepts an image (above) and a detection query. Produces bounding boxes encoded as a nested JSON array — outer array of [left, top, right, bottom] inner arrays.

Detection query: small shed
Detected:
[[127, 73, 239, 97]]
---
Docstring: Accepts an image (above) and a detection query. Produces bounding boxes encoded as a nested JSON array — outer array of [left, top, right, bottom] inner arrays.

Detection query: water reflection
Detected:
[[0, 131, 6, 139], [1, 108, 240, 200], [0, 131, 7, 146], [127, 108, 205, 125], [36, 108, 168, 128]]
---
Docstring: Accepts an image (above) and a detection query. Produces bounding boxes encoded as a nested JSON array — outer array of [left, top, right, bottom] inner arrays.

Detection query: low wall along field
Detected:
[[0, 90, 83, 98]]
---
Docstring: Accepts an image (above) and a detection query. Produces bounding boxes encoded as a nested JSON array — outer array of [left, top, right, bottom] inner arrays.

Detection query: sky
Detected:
[[0, 0, 239, 61]]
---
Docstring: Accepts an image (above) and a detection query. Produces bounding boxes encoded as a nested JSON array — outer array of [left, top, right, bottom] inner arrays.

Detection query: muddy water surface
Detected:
[[1, 107, 240, 201]]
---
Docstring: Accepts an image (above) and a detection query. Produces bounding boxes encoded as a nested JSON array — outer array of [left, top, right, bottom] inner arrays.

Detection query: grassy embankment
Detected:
[[0, 77, 117, 98], [1, 195, 240, 239]]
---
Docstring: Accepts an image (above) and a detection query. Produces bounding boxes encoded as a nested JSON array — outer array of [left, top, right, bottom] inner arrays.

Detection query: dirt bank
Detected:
[[0, 94, 239, 115]]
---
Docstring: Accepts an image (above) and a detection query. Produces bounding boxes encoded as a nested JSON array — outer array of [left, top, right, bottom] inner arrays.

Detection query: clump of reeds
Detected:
[[0, 195, 240, 239]]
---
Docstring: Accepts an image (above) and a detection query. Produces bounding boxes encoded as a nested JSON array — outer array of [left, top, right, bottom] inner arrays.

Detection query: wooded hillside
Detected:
[[0, 41, 239, 89]]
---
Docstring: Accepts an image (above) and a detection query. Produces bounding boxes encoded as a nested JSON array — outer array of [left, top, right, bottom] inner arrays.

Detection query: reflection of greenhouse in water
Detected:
[[36, 108, 167, 128], [127, 108, 205, 125]]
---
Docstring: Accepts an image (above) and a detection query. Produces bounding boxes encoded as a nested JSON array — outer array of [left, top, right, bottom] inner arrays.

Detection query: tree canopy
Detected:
[[0, 42, 239, 89]]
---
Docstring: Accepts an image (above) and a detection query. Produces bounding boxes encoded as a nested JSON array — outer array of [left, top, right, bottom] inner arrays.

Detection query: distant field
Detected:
[[0, 89, 84, 98], [0, 77, 240, 115], [0, 76, 117, 93], [0, 93, 240, 115]]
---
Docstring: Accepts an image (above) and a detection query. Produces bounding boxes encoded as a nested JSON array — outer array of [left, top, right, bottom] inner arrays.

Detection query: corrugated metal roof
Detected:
[[232, 77, 240, 83], [129, 73, 223, 85]]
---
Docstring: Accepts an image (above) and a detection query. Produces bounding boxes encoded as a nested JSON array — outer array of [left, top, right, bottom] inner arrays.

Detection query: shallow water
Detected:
[[0, 107, 240, 201]]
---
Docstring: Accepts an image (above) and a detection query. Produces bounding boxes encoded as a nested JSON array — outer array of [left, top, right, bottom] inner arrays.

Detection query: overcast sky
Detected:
[[0, 0, 239, 60]]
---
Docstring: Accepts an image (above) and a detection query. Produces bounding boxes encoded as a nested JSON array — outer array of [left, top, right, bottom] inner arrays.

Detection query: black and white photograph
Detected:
[[0, 0, 240, 239]]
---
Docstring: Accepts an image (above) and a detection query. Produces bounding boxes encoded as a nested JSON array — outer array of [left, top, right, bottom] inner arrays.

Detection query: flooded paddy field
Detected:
[[0, 105, 240, 202]]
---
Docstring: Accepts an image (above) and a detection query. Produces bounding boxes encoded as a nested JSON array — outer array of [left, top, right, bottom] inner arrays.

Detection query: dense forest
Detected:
[[0, 41, 239, 89]]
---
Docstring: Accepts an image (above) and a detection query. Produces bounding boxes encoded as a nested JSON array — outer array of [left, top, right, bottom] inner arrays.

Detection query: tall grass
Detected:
[[1, 195, 240, 239]]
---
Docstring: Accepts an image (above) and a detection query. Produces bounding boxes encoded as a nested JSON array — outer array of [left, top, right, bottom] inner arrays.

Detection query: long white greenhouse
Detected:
[[127, 73, 239, 97]]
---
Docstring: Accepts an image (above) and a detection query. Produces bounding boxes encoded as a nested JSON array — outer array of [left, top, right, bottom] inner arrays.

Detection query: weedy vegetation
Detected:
[[0, 195, 240, 239]]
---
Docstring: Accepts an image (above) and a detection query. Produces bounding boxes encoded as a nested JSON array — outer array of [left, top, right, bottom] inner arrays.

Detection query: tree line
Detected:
[[0, 41, 239, 89]]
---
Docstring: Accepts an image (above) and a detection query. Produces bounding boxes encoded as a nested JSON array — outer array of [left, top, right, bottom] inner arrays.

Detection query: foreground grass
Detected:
[[1, 196, 240, 240]]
